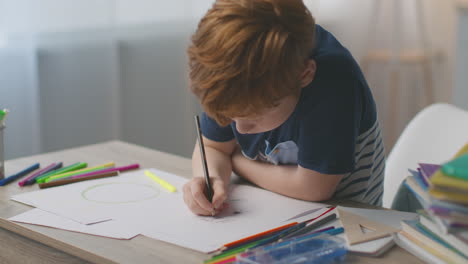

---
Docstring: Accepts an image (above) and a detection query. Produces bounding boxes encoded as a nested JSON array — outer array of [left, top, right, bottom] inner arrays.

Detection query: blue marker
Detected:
[[0, 163, 40, 186]]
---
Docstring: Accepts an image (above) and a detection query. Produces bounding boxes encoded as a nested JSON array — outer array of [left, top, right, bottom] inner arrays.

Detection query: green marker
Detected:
[[45, 162, 115, 183], [36, 162, 87, 183], [0, 109, 9, 124]]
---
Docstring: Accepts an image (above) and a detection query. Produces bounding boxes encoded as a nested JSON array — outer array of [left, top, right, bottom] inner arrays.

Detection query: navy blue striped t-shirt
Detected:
[[200, 25, 385, 206]]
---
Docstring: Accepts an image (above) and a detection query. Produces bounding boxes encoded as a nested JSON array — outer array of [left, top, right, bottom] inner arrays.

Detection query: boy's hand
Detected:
[[183, 177, 228, 216]]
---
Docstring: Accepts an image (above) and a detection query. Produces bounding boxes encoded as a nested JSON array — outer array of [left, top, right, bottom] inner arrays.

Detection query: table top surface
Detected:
[[0, 140, 422, 264]]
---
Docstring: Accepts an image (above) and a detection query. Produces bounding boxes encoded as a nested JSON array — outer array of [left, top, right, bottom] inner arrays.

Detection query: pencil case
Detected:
[[234, 233, 347, 264]]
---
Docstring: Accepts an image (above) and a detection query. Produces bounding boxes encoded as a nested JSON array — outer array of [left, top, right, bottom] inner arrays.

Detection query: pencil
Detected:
[[204, 255, 237, 264], [211, 222, 307, 260], [221, 221, 298, 249], [194, 115, 213, 203], [280, 213, 337, 240], [215, 211, 327, 258], [206, 227, 344, 264], [38, 171, 119, 189]]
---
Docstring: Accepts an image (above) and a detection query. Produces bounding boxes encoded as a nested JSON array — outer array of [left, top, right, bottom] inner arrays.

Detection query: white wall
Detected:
[[118, 24, 196, 157], [0, 40, 41, 158], [37, 32, 121, 153], [0, 0, 462, 160]]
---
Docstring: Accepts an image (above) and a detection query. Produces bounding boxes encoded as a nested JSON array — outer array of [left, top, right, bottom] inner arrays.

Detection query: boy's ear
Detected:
[[300, 59, 317, 88]]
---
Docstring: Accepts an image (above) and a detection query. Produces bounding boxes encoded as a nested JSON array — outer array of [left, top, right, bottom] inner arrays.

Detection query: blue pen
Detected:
[[0, 163, 40, 186], [24, 162, 63, 186]]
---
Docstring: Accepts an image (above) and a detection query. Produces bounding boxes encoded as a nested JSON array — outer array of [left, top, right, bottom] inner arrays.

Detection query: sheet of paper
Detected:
[[136, 184, 328, 252], [9, 208, 139, 239], [11, 169, 189, 224], [10, 169, 326, 252]]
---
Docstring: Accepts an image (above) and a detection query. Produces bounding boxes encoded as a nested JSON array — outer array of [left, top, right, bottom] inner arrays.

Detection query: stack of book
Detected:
[[395, 144, 468, 263]]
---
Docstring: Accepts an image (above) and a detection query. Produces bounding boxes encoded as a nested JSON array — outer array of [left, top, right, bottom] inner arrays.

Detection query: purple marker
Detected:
[[20, 162, 63, 186]]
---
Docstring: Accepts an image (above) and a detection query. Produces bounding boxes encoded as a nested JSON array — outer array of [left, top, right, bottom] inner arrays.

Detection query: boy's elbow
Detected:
[[294, 182, 336, 202], [291, 168, 342, 202], [300, 191, 334, 202]]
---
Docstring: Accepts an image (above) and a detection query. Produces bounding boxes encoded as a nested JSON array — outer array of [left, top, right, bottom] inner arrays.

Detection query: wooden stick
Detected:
[[38, 171, 119, 189]]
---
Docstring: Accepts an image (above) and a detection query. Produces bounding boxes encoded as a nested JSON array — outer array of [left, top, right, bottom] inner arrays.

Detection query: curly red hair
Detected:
[[188, 0, 316, 126]]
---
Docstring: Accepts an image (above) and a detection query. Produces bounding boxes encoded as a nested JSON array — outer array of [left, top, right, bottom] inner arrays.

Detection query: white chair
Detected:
[[383, 103, 468, 208]]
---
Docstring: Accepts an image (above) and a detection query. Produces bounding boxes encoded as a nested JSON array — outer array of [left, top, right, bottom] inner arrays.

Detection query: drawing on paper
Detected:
[[81, 182, 160, 204], [197, 199, 245, 223]]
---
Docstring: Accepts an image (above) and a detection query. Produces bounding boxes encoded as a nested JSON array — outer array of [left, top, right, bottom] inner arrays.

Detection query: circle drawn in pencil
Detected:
[[81, 182, 160, 204]]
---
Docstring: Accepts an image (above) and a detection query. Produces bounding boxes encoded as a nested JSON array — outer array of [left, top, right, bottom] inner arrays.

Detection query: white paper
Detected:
[[10, 169, 326, 252], [9, 208, 139, 239], [11, 169, 189, 224]]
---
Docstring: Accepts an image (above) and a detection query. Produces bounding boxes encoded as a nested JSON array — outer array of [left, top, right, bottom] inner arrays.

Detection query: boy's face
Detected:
[[231, 59, 316, 134], [232, 95, 299, 134]]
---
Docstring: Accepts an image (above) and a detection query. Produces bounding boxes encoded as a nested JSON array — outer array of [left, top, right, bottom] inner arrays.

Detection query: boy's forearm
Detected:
[[192, 142, 232, 184], [232, 153, 336, 201]]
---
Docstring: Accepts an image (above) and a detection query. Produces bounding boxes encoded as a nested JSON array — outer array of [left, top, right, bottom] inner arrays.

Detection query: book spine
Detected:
[[419, 214, 468, 253], [401, 221, 468, 263]]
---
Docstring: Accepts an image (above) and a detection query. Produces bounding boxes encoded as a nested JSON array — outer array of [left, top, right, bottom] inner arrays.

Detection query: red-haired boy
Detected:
[[183, 0, 384, 216]]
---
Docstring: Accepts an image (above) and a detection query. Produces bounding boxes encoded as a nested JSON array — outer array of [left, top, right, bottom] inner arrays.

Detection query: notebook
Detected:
[[321, 206, 417, 257]]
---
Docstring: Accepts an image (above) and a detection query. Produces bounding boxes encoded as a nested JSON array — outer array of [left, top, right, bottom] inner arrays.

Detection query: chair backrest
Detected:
[[383, 103, 468, 208]]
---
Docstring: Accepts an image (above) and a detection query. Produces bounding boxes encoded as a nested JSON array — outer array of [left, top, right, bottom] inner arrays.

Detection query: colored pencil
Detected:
[[305, 206, 336, 224], [213, 209, 335, 259], [70, 163, 139, 180], [204, 227, 344, 264], [38, 171, 119, 189], [280, 213, 337, 240], [211, 222, 307, 260], [219, 225, 332, 258], [19, 162, 62, 186], [222, 221, 298, 249], [35, 162, 87, 183], [204, 255, 237, 264], [219, 206, 335, 251], [0, 163, 40, 186], [45, 162, 115, 182]]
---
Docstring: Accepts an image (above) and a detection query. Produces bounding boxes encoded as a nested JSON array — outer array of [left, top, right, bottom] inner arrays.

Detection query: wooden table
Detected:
[[0, 141, 422, 264]]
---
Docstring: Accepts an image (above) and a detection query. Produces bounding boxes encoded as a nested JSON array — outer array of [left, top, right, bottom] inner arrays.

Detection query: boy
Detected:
[[183, 0, 384, 216]]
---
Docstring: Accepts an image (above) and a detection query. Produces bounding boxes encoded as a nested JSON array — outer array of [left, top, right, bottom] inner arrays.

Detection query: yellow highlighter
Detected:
[[144, 170, 177, 193]]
